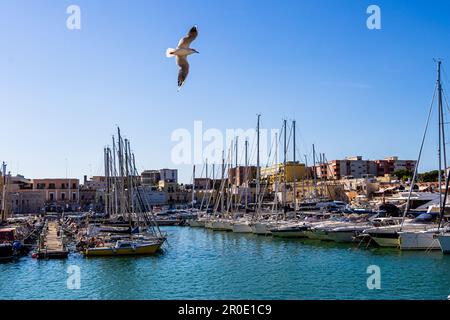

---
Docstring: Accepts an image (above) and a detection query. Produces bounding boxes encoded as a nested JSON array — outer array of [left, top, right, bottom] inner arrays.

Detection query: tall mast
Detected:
[[108, 148, 114, 215], [256, 114, 261, 208], [221, 151, 225, 212], [304, 155, 309, 199], [312, 144, 317, 189], [283, 119, 287, 210], [1, 162, 6, 222], [117, 127, 125, 215], [112, 135, 118, 216], [124, 138, 132, 227], [235, 137, 239, 168], [293, 120, 297, 211], [235, 137, 239, 210], [211, 163, 215, 209], [104, 147, 109, 216], [245, 139, 249, 210], [205, 159, 208, 181], [192, 165, 195, 209], [438, 61, 443, 212], [127, 139, 134, 214], [274, 132, 279, 211], [226, 148, 232, 213]]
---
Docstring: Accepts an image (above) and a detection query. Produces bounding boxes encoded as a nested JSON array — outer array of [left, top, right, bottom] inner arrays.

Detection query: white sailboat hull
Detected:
[[251, 222, 272, 235], [232, 222, 253, 233], [304, 229, 331, 240], [221, 220, 233, 231], [399, 231, 441, 250], [211, 220, 230, 231], [188, 219, 205, 227], [438, 234, 450, 253], [271, 230, 307, 238], [326, 231, 357, 243]]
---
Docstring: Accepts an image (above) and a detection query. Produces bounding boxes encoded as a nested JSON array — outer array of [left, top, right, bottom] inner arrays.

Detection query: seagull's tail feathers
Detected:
[[166, 48, 176, 58]]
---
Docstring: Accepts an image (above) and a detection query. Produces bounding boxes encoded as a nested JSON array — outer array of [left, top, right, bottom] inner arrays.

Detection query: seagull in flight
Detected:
[[166, 25, 199, 90]]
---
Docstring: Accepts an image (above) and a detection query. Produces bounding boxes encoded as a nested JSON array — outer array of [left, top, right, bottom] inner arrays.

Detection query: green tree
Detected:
[[393, 169, 413, 181], [419, 170, 443, 182]]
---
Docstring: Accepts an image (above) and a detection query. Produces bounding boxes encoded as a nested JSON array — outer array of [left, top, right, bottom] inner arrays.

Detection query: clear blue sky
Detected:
[[1, 0, 450, 183]]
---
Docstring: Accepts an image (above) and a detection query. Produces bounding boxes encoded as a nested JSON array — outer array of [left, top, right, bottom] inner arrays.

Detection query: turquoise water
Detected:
[[1, 226, 450, 300]]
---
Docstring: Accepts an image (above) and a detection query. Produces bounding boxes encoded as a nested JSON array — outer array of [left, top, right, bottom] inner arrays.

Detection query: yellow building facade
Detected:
[[260, 162, 307, 184]]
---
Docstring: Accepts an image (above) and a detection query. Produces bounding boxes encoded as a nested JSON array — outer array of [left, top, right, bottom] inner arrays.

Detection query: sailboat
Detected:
[[270, 119, 310, 238], [232, 115, 261, 233], [364, 62, 450, 249], [0, 162, 14, 260], [82, 128, 165, 257], [397, 61, 449, 250]]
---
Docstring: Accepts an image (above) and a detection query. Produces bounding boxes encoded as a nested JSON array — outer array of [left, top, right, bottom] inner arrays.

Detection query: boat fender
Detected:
[[31, 252, 38, 259]]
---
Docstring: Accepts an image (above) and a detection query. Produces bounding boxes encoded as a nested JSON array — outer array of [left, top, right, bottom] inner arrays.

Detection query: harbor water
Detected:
[[1, 226, 450, 300]]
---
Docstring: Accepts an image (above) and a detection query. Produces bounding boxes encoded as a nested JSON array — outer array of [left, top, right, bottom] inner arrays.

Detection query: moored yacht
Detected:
[[305, 221, 348, 241], [270, 221, 310, 238], [326, 223, 372, 243], [437, 232, 450, 253], [250, 221, 274, 235], [361, 217, 405, 247], [188, 216, 207, 227], [398, 227, 443, 250], [232, 218, 253, 233], [364, 214, 438, 247]]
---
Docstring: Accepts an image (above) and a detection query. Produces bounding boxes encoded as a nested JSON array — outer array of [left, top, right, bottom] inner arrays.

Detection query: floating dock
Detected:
[[34, 221, 68, 259]]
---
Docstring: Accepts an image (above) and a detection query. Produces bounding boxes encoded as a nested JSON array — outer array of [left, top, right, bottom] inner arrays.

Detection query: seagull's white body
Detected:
[[167, 48, 196, 57], [166, 26, 199, 89]]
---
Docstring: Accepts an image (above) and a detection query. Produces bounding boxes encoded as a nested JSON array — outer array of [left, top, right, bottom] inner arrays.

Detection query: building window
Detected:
[[61, 193, 65, 200], [72, 183, 77, 189], [49, 183, 56, 189], [50, 193, 54, 201], [72, 193, 77, 201]]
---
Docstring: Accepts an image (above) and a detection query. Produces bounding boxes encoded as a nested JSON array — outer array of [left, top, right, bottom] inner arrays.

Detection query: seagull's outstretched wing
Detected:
[[176, 55, 190, 88], [178, 26, 198, 49]]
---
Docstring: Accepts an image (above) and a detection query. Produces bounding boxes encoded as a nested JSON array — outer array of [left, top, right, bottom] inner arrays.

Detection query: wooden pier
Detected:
[[35, 220, 68, 259]]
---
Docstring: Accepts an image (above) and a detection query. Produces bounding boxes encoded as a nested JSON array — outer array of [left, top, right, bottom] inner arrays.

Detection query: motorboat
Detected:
[[363, 214, 437, 247], [270, 221, 310, 238], [326, 223, 372, 243], [83, 238, 164, 256]]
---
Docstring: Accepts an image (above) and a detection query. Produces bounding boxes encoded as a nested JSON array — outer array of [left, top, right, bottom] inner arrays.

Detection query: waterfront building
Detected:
[[228, 166, 257, 186], [141, 170, 161, 186], [1, 175, 46, 215], [260, 162, 306, 184], [375, 156, 417, 176], [194, 178, 213, 190], [83, 175, 107, 190], [327, 156, 377, 180], [326, 156, 416, 180], [159, 168, 178, 183], [32, 178, 80, 210], [136, 186, 167, 206], [79, 176, 106, 212], [158, 180, 190, 204]]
